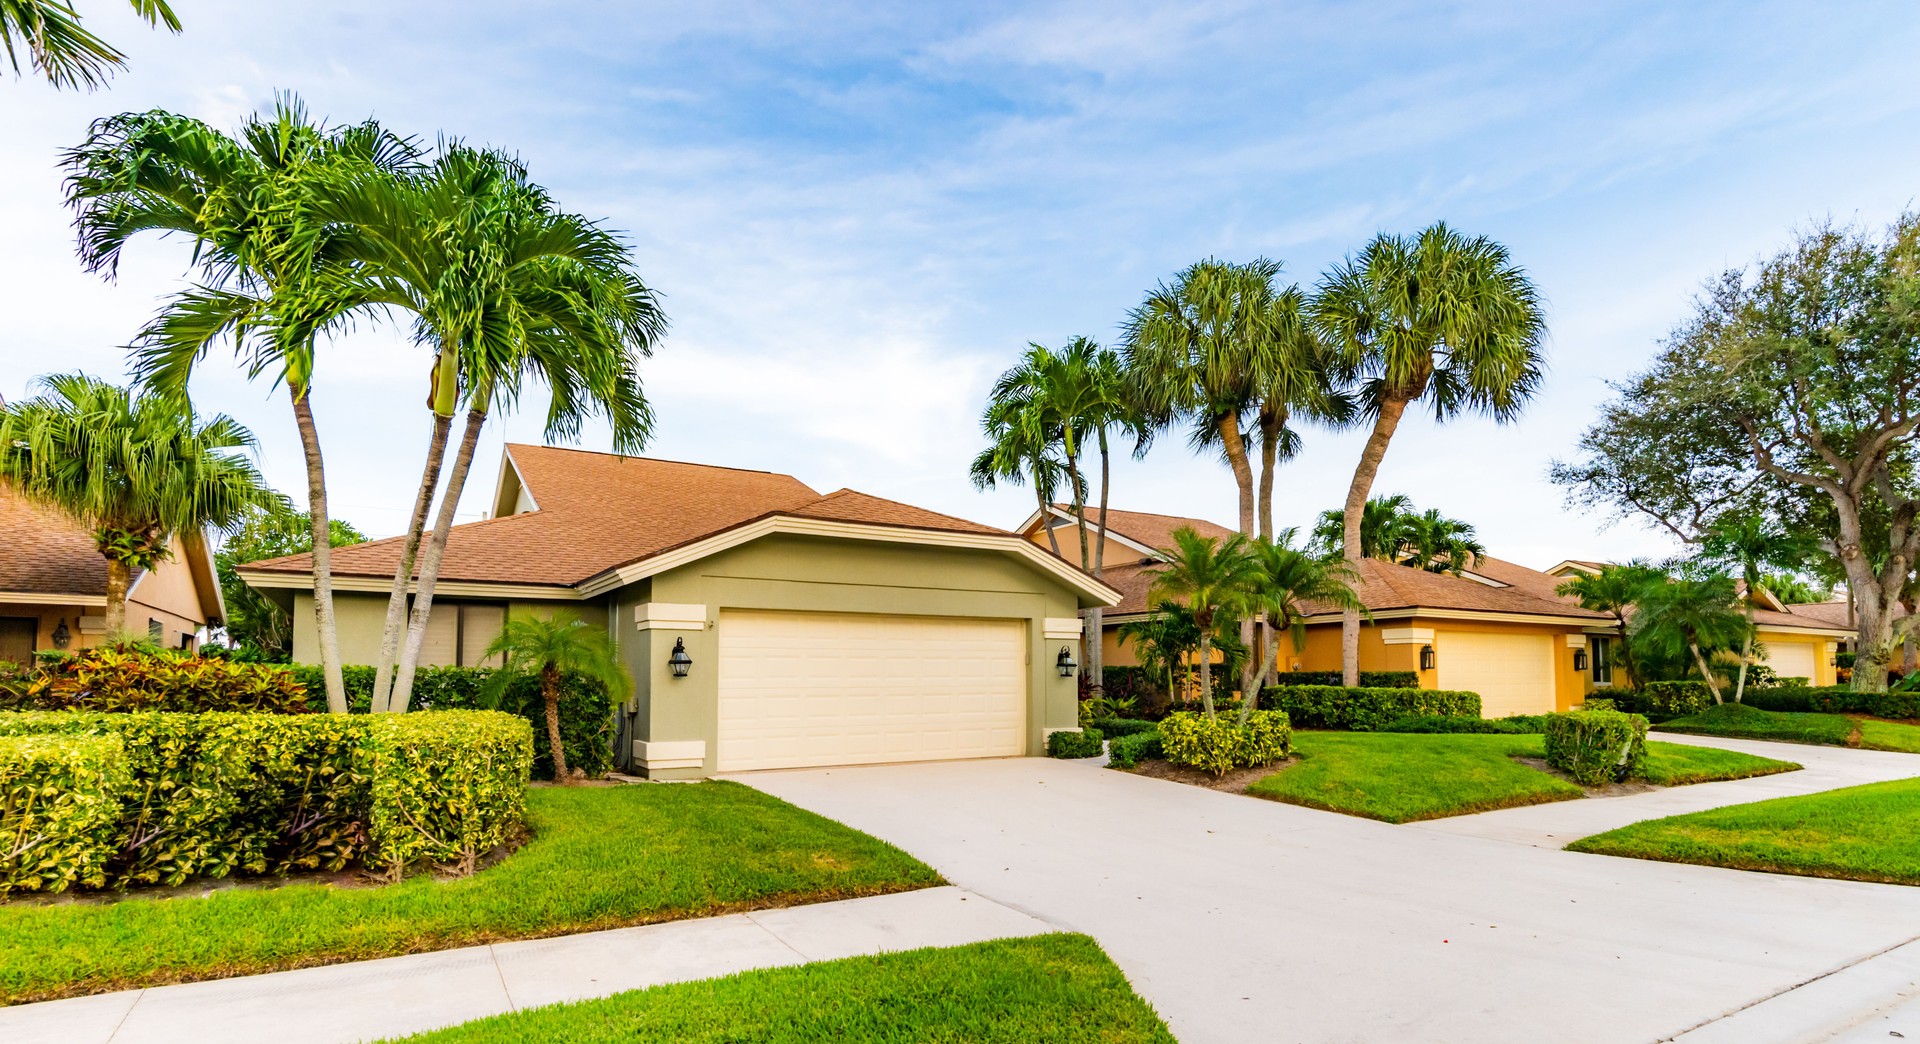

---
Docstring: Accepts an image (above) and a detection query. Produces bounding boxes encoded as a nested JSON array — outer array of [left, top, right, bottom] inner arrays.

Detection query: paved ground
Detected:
[[0, 886, 1050, 1044], [737, 743, 1920, 1044]]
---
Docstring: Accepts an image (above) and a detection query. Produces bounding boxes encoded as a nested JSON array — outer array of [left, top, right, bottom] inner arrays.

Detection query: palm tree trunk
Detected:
[[1197, 632, 1215, 719], [392, 402, 488, 711], [103, 557, 130, 636], [1063, 427, 1089, 571], [371, 410, 453, 713], [1341, 396, 1411, 686], [1242, 624, 1286, 727], [1086, 428, 1111, 699], [291, 387, 347, 714], [542, 664, 571, 782], [1733, 603, 1755, 704], [1691, 642, 1724, 703], [1034, 482, 1061, 557], [1615, 612, 1642, 693], [1256, 412, 1282, 691], [1219, 413, 1256, 700]]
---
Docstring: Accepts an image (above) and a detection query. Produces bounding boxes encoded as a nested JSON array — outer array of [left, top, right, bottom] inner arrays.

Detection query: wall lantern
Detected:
[[1056, 646, 1079, 678], [50, 619, 71, 650], [667, 637, 693, 678], [1419, 645, 1435, 672], [1573, 648, 1589, 672]]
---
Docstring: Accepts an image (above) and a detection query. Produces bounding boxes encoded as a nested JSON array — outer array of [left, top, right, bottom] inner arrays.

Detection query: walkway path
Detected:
[[0, 886, 1051, 1044]]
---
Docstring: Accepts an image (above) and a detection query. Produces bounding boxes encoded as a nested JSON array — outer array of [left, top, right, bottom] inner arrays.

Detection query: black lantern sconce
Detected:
[[50, 619, 71, 650], [1419, 645, 1435, 672], [1573, 648, 1589, 671], [667, 637, 693, 678], [1056, 646, 1078, 678]]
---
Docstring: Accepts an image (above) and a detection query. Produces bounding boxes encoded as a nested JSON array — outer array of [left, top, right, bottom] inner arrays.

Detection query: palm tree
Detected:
[[1313, 223, 1545, 684], [1310, 494, 1415, 560], [335, 146, 662, 714], [1698, 515, 1814, 703], [2, 0, 178, 89], [1399, 508, 1485, 575], [1116, 600, 1197, 704], [1555, 562, 1664, 693], [0, 374, 284, 634], [969, 407, 1073, 557], [63, 96, 420, 713], [482, 611, 629, 782], [1235, 530, 1365, 724], [1145, 528, 1259, 718], [1631, 572, 1751, 703]]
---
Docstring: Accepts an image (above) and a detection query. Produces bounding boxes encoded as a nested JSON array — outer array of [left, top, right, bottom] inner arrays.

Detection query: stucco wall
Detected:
[[290, 590, 605, 666]]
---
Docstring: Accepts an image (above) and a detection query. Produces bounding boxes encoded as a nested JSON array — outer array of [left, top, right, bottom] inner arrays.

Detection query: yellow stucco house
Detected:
[[241, 445, 1119, 778], [1021, 506, 1850, 716]]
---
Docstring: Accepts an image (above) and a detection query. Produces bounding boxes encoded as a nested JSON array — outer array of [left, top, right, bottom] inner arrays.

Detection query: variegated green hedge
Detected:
[[0, 711, 530, 894], [0, 734, 129, 894]]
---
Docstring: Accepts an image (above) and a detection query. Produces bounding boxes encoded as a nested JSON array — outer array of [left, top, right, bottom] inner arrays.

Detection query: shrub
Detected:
[[0, 733, 128, 894], [1087, 717, 1156, 739], [1105, 730, 1164, 769], [1381, 714, 1549, 735], [1582, 697, 1617, 712], [21, 646, 308, 714], [1270, 671, 1420, 688], [360, 711, 532, 876], [1263, 685, 1481, 731], [1158, 710, 1292, 776], [1047, 728, 1105, 759], [1613, 681, 1714, 722], [1543, 709, 1649, 786], [1809, 689, 1920, 720], [1741, 686, 1830, 713], [1087, 666, 1167, 712]]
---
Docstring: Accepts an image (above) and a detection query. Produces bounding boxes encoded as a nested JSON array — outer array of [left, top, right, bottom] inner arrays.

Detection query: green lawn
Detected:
[[1570, 777, 1920, 885], [1244, 732, 1798, 824], [0, 783, 939, 1005], [385, 933, 1174, 1044], [1657, 703, 1920, 752]]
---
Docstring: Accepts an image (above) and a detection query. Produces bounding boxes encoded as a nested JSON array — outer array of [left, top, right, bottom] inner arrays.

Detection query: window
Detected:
[[1590, 636, 1613, 686], [148, 618, 164, 642], [415, 601, 508, 668]]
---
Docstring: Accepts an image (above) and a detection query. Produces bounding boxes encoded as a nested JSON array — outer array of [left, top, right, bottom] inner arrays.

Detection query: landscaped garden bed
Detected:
[[1656, 703, 1920, 753], [1569, 776, 1920, 885], [0, 783, 939, 1005], [384, 933, 1173, 1044]]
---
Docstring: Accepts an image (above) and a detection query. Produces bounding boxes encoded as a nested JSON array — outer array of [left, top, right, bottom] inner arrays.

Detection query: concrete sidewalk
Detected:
[[0, 886, 1052, 1044], [1410, 732, 1920, 848]]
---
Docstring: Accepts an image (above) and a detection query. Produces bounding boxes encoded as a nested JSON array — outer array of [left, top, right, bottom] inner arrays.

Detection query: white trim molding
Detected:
[[0, 592, 106, 607], [1564, 634, 1589, 648], [1379, 626, 1435, 646], [1043, 617, 1085, 640], [633, 740, 706, 771], [235, 569, 582, 602], [634, 602, 708, 631]]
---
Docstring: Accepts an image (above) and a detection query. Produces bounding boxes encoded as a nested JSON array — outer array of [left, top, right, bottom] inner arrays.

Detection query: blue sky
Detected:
[[4, 1, 1919, 567]]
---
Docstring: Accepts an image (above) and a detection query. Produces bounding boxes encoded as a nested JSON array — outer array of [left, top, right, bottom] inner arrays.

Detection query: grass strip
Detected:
[[0, 782, 939, 1005], [1658, 703, 1920, 753], [384, 933, 1174, 1044]]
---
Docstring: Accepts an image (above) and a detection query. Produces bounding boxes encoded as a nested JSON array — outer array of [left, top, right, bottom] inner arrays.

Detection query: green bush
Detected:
[[1543, 709, 1649, 786], [1087, 717, 1156, 739], [1270, 670, 1420, 687], [0, 710, 528, 888], [1105, 730, 1163, 769], [0, 733, 128, 895], [1582, 697, 1616, 712], [1047, 728, 1105, 759], [1091, 666, 1166, 711], [1158, 710, 1291, 776], [1809, 689, 1920, 720], [1837, 651, 1857, 669], [1614, 681, 1714, 721], [288, 664, 613, 781], [19, 646, 308, 713], [1263, 685, 1481, 731], [1742, 686, 1832, 713], [1381, 714, 1550, 735]]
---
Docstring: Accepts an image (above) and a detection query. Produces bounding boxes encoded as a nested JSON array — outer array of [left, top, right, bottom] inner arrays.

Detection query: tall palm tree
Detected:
[[1116, 599, 1197, 703], [2, 0, 178, 89], [1698, 514, 1814, 703], [1399, 508, 1486, 575], [1145, 527, 1258, 718], [1632, 572, 1751, 704], [332, 146, 663, 714], [0, 374, 284, 633], [1313, 222, 1545, 684], [63, 96, 420, 713], [482, 611, 629, 782], [1555, 561, 1664, 693], [969, 407, 1073, 557], [1235, 530, 1365, 725], [1310, 494, 1415, 560]]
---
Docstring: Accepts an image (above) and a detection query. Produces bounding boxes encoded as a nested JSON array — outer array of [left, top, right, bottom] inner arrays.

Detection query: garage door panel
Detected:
[[1435, 631, 1557, 718], [717, 610, 1027, 771], [1761, 640, 1818, 682]]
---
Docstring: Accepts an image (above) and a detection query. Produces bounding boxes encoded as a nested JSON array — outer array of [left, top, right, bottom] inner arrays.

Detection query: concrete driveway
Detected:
[[736, 749, 1920, 1044]]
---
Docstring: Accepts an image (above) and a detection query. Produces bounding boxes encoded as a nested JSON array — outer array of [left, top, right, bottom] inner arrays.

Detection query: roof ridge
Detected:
[[507, 443, 792, 479], [820, 487, 1007, 532]]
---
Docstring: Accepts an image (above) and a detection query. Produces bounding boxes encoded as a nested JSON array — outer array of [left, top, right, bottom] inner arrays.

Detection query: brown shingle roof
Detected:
[[0, 486, 121, 596], [1049, 505, 1237, 553], [245, 445, 1016, 588]]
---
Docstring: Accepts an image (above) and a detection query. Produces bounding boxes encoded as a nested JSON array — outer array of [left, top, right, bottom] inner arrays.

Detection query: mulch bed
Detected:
[[1510, 755, 1658, 797], [1124, 757, 1296, 793]]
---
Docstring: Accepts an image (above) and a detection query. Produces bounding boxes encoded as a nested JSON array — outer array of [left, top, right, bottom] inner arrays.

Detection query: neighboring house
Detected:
[[240, 444, 1119, 778], [1543, 561, 1849, 687], [0, 486, 223, 661]]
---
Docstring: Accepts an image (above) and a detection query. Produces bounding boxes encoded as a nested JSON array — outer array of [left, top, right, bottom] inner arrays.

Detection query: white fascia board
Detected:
[[1379, 626, 1435, 646], [1300, 607, 1608, 628], [634, 602, 707, 631], [1564, 634, 1589, 648], [235, 569, 583, 602], [0, 592, 106, 607], [1755, 624, 1858, 640]]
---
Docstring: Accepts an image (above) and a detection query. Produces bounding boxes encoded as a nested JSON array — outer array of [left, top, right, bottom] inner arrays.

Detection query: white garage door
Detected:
[[1435, 631, 1558, 718], [1762, 640, 1818, 683], [717, 610, 1028, 772]]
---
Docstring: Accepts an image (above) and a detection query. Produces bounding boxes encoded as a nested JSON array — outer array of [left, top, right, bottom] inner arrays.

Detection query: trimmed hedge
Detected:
[[12, 647, 308, 714], [1263, 685, 1481, 731], [1159, 710, 1291, 776], [1106, 730, 1163, 769], [1809, 689, 1920, 720], [1047, 728, 1105, 759], [1381, 714, 1551, 735], [1611, 681, 1714, 722], [1544, 709, 1648, 786], [1270, 671, 1420, 688], [289, 664, 614, 781], [1087, 717, 1157, 739], [0, 710, 530, 890], [0, 733, 128, 894]]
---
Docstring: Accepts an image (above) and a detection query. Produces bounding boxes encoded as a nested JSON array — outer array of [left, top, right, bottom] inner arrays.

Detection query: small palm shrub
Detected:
[[1159, 710, 1291, 776], [1543, 709, 1648, 786]]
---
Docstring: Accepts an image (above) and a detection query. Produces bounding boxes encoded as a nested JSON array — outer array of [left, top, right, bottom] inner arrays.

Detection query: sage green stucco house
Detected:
[[239, 444, 1118, 778]]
